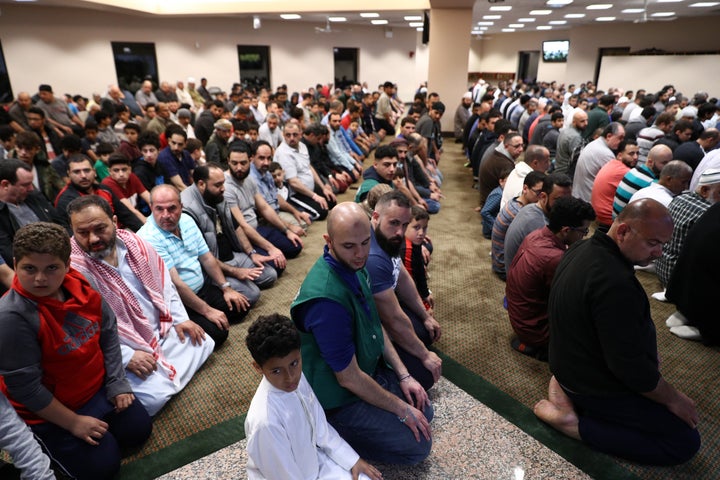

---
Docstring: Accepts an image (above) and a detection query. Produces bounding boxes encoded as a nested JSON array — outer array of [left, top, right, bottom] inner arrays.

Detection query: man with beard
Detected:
[[224, 141, 303, 270], [249, 140, 313, 232], [195, 100, 225, 146], [157, 126, 196, 191], [181, 163, 276, 304], [138, 185, 252, 347], [55, 154, 143, 231], [291, 202, 433, 465], [365, 191, 442, 392], [591, 140, 639, 231], [67, 195, 214, 416]]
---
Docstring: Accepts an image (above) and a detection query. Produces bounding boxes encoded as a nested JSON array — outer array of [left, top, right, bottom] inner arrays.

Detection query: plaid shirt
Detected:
[[656, 191, 711, 286]]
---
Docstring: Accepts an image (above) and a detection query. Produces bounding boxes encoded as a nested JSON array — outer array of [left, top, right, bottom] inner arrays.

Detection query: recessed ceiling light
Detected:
[[537, 26, 553, 30], [479, 26, 488, 30], [595, 16, 616, 21], [530, 10, 553, 15], [280, 14, 301, 20], [404, 15, 422, 21], [549, 20, 567, 24], [417, 27, 424, 31], [477, 21, 494, 25], [690, 2, 720, 6], [621, 8, 645, 13], [587, 4, 613, 9], [657, 0, 682, 2], [483, 15, 502, 19], [651, 11, 676, 16], [519, 18, 536, 22], [547, 0, 573, 5], [509, 24, 525, 28], [371, 19, 388, 25], [360, 13, 379, 18], [490, 6, 512, 11], [565, 13, 586, 18], [501, 28, 516, 32], [409, 22, 423, 27], [329, 17, 347, 22]]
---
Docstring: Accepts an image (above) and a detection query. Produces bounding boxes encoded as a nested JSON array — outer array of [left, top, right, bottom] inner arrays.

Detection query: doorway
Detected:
[[237, 45, 271, 91], [334, 48, 358, 88], [517, 51, 540, 84]]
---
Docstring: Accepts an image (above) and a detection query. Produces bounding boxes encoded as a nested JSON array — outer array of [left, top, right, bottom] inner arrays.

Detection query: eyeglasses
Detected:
[[570, 226, 590, 236], [530, 188, 543, 196], [509, 143, 524, 149]]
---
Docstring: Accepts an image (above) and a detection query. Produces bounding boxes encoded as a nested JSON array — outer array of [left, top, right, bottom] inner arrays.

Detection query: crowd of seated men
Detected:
[[0, 76, 453, 477]]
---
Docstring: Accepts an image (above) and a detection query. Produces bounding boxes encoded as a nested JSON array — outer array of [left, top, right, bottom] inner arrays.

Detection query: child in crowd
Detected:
[[247, 124, 259, 143], [119, 122, 142, 162], [93, 141, 115, 181], [270, 161, 315, 226], [185, 138, 205, 166], [81, 120, 99, 161], [102, 153, 150, 224], [0, 222, 152, 479], [0, 125, 16, 160], [244, 313, 381, 480], [401, 205, 434, 311], [113, 104, 131, 141], [479, 167, 512, 238], [0, 391, 55, 479]]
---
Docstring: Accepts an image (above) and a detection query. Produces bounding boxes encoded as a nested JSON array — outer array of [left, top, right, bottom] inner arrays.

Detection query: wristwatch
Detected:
[[220, 282, 231, 289], [248, 249, 257, 255]]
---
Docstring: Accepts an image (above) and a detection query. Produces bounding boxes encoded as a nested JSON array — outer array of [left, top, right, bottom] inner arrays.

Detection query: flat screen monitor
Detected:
[[542, 40, 569, 62]]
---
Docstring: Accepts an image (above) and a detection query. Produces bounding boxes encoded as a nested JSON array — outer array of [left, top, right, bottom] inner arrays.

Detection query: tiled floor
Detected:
[[158, 378, 591, 480]]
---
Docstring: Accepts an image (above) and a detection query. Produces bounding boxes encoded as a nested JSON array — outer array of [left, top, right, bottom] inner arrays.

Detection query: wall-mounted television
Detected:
[[542, 40, 569, 62]]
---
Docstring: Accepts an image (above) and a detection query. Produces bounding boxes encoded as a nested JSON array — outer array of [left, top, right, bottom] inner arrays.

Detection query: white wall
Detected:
[[469, 15, 720, 93], [0, 5, 420, 100]]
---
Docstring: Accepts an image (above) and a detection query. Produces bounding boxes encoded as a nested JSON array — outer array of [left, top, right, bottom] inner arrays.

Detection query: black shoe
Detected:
[[511, 337, 548, 362]]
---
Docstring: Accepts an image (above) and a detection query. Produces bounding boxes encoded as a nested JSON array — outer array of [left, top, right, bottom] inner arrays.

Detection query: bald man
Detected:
[[554, 109, 588, 175], [535, 199, 700, 466], [291, 202, 433, 466]]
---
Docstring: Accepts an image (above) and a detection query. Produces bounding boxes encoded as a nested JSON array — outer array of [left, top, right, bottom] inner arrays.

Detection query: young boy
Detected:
[[244, 314, 381, 480], [479, 167, 512, 238], [0, 222, 152, 479], [80, 120, 99, 162], [0, 125, 16, 160], [102, 153, 150, 224], [119, 122, 142, 163], [94, 141, 115, 181], [401, 205, 434, 310], [268, 161, 311, 230]]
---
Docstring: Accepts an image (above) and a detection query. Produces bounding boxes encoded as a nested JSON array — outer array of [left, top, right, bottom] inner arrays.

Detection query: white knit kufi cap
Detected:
[[698, 168, 720, 186]]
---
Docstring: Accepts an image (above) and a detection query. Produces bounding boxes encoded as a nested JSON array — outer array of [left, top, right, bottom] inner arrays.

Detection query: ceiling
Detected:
[[4, 0, 720, 35]]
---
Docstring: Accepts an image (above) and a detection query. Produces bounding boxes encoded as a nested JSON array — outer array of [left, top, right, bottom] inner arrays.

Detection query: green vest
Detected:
[[290, 256, 384, 410], [354, 178, 380, 203]]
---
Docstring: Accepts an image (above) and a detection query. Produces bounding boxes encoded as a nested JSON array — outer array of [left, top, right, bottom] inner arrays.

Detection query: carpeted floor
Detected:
[[112, 140, 720, 479]]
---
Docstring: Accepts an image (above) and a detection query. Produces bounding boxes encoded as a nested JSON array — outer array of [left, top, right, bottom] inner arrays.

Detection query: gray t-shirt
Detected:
[[504, 203, 548, 272], [224, 172, 259, 229]]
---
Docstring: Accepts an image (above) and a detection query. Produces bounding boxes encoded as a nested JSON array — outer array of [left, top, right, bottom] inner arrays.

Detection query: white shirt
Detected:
[[501, 161, 533, 210], [629, 182, 675, 208], [245, 374, 363, 480]]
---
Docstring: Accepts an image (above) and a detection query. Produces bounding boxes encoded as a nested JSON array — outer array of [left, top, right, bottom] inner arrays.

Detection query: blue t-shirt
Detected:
[[366, 228, 401, 294]]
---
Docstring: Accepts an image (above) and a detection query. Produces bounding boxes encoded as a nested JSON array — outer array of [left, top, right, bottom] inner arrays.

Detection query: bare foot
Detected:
[[534, 376, 581, 440], [548, 376, 573, 411]]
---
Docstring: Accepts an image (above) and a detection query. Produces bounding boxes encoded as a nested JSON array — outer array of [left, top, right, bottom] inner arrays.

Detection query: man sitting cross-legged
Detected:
[[138, 185, 252, 348], [68, 195, 214, 416]]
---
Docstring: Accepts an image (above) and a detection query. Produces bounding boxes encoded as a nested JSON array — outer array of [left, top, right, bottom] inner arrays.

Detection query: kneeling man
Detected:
[[68, 195, 214, 416], [535, 199, 700, 465], [291, 202, 433, 465]]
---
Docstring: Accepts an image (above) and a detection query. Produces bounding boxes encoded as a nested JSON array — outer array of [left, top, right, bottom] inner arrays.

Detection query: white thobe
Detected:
[[245, 374, 371, 480], [113, 240, 215, 416]]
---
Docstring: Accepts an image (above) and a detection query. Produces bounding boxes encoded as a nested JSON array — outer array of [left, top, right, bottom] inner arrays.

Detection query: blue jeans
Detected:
[[327, 367, 433, 465], [565, 387, 700, 466], [32, 387, 152, 479], [257, 225, 303, 259]]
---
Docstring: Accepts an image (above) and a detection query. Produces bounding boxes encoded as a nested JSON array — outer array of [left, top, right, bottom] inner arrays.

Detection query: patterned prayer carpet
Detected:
[[110, 141, 719, 479]]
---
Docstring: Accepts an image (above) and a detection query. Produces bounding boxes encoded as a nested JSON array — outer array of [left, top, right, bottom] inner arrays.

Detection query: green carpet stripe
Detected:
[[435, 349, 642, 480], [117, 414, 247, 479]]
